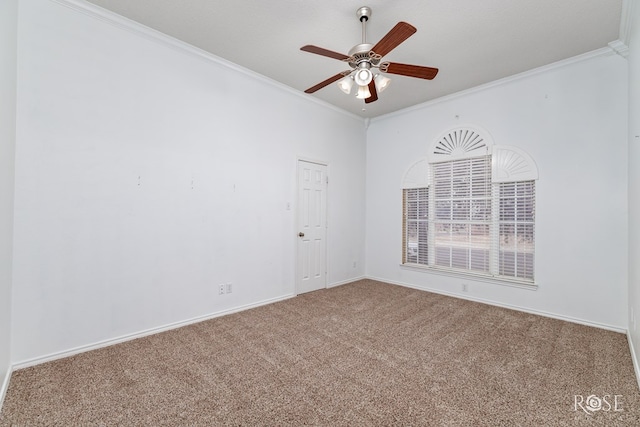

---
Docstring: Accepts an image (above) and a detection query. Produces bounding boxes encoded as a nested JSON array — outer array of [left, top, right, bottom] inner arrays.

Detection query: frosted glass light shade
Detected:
[[355, 85, 371, 99], [354, 68, 373, 86], [337, 76, 354, 94], [374, 74, 391, 92]]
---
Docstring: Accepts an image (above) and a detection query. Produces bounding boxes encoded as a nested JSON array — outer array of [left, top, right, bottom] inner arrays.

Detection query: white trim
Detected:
[[620, 0, 637, 47], [7, 278, 359, 372], [401, 158, 430, 189], [399, 263, 536, 290], [48, 0, 363, 122], [428, 124, 493, 162], [295, 159, 329, 295], [367, 275, 625, 333], [328, 276, 366, 289], [628, 332, 640, 391], [372, 47, 614, 123], [45, 0, 631, 123], [0, 365, 12, 413], [3, 277, 631, 397], [296, 156, 329, 167], [608, 40, 629, 58], [491, 145, 539, 183], [11, 293, 295, 371]]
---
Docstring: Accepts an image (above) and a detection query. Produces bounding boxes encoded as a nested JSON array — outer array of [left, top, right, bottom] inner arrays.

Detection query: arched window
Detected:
[[402, 126, 538, 284]]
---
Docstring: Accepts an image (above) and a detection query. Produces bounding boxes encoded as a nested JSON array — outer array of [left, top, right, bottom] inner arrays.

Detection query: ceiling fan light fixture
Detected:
[[354, 68, 373, 86], [337, 76, 354, 94], [299, 6, 439, 108], [374, 74, 391, 92], [355, 84, 371, 99]]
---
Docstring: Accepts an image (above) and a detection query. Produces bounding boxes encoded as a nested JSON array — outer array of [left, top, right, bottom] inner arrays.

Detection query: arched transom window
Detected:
[[402, 126, 538, 284]]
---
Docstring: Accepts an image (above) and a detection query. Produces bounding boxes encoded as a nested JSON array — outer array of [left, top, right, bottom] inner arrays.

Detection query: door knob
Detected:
[[298, 232, 305, 237]]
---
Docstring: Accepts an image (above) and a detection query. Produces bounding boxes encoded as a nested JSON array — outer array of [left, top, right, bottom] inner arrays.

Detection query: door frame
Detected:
[[295, 157, 329, 295]]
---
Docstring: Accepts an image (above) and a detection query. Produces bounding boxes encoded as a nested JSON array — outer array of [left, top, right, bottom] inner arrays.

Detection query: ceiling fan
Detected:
[[300, 6, 439, 104]]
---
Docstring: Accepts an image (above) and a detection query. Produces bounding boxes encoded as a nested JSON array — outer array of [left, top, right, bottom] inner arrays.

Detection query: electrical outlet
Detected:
[[226, 283, 232, 294], [461, 284, 468, 293], [219, 284, 225, 295]]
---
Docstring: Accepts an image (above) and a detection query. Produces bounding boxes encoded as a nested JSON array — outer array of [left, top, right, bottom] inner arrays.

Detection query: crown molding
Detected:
[[371, 47, 615, 123], [608, 40, 629, 58], [44, 0, 633, 125], [47, 0, 363, 122], [620, 0, 637, 46], [609, 0, 637, 58]]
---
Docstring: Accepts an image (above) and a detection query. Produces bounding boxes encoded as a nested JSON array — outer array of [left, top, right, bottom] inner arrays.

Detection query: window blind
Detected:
[[402, 154, 535, 284], [496, 181, 535, 280], [403, 187, 429, 265], [431, 156, 492, 273]]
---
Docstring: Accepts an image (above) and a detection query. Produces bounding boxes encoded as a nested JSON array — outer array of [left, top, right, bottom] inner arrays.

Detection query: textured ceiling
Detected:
[[84, 0, 623, 118]]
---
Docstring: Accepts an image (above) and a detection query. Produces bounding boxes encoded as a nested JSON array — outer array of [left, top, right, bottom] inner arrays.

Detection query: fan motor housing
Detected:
[[347, 43, 381, 68]]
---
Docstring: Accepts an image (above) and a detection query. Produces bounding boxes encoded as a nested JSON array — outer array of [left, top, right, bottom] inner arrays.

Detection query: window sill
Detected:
[[399, 263, 538, 290]]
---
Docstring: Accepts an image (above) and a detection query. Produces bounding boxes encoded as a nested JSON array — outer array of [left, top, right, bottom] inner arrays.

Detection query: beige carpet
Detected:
[[1, 279, 639, 426]]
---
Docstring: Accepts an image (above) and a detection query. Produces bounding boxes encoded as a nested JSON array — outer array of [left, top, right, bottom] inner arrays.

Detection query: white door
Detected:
[[296, 160, 327, 294]]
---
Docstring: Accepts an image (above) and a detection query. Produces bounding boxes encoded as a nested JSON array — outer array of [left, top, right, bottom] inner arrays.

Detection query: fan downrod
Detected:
[[349, 6, 377, 68]]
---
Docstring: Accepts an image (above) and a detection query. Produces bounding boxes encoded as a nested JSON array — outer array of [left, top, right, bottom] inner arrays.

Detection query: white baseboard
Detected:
[[0, 365, 12, 414], [367, 275, 627, 333], [7, 276, 631, 385], [10, 279, 365, 371], [628, 331, 640, 391], [12, 293, 295, 371], [328, 276, 366, 289]]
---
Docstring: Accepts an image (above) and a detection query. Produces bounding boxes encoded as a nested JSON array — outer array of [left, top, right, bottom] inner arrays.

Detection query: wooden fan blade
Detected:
[[365, 80, 378, 104], [300, 45, 350, 61], [304, 71, 351, 94], [383, 62, 439, 80], [370, 22, 417, 58]]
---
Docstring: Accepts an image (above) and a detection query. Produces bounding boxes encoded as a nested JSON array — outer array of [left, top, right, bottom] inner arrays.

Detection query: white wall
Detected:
[[628, 2, 640, 379], [0, 0, 18, 405], [11, 0, 366, 364], [366, 52, 629, 329], [7, 0, 631, 372]]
